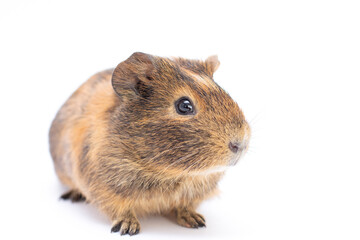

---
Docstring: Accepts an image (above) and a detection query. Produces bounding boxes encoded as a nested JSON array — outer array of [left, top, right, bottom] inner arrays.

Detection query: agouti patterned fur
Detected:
[[49, 52, 251, 235]]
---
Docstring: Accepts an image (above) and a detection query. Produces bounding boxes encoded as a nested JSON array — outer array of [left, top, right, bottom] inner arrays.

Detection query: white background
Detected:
[[0, 0, 359, 239]]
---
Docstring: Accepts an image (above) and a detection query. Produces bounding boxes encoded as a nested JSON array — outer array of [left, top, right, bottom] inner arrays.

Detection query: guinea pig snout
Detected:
[[228, 121, 251, 156], [228, 141, 245, 154], [228, 142, 240, 153]]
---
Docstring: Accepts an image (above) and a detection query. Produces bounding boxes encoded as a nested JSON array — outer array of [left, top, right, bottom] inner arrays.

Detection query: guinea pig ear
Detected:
[[205, 55, 220, 77], [112, 52, 155, 99]]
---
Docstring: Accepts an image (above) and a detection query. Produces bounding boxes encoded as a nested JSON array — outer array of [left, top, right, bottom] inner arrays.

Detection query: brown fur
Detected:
[[49, 52, 251, 235]]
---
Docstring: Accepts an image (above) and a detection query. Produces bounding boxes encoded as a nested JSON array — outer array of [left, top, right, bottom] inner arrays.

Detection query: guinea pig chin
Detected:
[[189, 165, 231, 176], [188, 154, 243, 176]]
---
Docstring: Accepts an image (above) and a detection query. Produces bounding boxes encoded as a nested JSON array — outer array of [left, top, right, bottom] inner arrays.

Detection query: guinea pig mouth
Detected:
[[228, 151, 244, 166], [229, 158, 240, 166]]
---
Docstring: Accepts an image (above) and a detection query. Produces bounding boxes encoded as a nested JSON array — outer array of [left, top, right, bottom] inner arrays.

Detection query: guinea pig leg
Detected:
[[175, 206, 206, 228], [111, 210, 140, 236], [60, 189, 86, 203]]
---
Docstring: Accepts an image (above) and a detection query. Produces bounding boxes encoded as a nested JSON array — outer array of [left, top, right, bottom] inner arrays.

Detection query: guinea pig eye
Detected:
[[175, 97, 195, 115]]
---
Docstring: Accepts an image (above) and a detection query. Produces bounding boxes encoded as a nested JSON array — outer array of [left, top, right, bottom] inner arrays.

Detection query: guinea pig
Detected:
[[49, 52, 251, 236]]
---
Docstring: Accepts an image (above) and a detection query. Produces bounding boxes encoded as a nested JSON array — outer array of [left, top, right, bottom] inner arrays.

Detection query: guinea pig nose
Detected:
[[228, 142, 240, 153]]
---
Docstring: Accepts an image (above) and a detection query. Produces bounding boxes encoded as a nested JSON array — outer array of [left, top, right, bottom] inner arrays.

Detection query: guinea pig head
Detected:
[[111, 52, 250, 176]]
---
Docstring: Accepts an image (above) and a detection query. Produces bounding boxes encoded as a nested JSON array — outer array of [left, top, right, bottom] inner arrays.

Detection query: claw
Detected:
[[111, 221, 123, 233]]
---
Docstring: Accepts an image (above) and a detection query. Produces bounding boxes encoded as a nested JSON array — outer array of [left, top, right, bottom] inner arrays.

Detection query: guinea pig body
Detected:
[[49, 53, 250, 235]]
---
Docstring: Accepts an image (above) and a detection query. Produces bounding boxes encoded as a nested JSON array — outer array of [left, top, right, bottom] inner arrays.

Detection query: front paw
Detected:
[[111, 213, 140, 236], [175, 207, 206, 228], [60, 190, 86, 203]]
